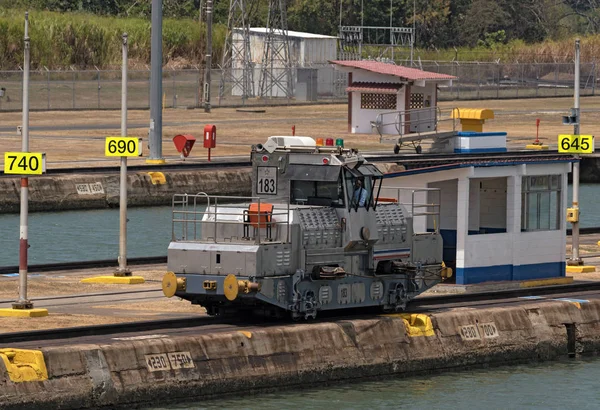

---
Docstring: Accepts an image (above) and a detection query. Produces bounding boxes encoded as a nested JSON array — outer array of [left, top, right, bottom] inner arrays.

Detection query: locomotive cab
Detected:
[[163, 136, 450, 319]]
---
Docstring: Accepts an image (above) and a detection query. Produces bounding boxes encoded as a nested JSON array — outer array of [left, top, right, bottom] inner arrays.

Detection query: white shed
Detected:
[[232, 28, 338, 98], [331, 60, 455, 134]]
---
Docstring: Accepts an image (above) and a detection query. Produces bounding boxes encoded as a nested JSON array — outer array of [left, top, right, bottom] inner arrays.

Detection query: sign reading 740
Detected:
[[558, 134, 594, 154], [4, 152, 45, 175]]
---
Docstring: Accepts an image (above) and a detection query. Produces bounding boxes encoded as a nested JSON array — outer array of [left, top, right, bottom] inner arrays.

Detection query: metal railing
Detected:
[[171, 193, 291, 245], [380, 187, 441, 234], [371, 106, 459, 138]]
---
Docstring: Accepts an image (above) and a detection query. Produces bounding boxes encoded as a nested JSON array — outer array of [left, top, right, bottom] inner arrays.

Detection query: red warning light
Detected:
[[322, 158, 329, 164], [262, 155, 269, 162]]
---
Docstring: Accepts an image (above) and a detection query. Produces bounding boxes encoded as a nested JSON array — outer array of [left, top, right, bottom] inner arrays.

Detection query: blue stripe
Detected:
[[455, 262, 566, 285], [552, 298, 589, 303], [520, 296, 546, 300], [457, 132, 508, 137], [454, 148, 508, 153]]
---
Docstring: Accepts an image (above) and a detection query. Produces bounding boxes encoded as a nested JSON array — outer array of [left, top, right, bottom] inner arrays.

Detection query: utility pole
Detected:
[[14, 12, 32, 310], [563, 39, 595, 273], [148, 0, 164, 164], [204, 0, 213, 112], [115, 33, 131, 277], [390, 0, 393, 61], [411, 0, 415, 66], [569, 38, 582, 266]]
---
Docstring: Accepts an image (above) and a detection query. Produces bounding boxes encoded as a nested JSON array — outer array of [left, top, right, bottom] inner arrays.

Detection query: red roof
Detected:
[[346, 82, 402, 94], [331, 60, 456, 81]]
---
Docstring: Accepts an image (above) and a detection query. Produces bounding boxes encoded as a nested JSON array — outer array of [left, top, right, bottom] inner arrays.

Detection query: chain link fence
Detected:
[[0, 61, 596, 112]]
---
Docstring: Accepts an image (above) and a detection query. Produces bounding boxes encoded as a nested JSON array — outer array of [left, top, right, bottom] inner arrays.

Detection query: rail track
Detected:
[[0, 256, 167, 275], [2, 281, 600, 344]]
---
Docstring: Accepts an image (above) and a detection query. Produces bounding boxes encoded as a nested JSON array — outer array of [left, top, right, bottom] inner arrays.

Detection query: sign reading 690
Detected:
[[105, 136, 142, 157], [558, 134, 594, 154], [4, 152, 45, 175]]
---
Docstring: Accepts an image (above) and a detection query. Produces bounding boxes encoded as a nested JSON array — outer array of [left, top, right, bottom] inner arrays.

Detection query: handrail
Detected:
[[379, 187, 441, 234], [171, 193, 291, 245], [371, 106, 459, 141]]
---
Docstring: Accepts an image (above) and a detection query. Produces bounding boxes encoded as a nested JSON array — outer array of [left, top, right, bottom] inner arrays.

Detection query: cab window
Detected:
[[291, 179, 344, 207], [346, 172, 372, 209]]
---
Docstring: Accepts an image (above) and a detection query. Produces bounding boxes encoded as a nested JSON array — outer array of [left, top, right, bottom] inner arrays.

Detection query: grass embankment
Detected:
[[414, 37, 600, 63], [2, 8, 600, 69], [0, 8, 227, 70]]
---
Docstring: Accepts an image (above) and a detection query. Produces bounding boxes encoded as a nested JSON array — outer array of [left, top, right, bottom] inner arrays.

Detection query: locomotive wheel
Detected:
[[223, 274, 239, 301]]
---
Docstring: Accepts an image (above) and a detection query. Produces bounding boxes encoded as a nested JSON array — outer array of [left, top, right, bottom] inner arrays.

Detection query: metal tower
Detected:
[[338, 26, 414, 62], [258, 0, 293, 99], [219, 0, 254, 104]]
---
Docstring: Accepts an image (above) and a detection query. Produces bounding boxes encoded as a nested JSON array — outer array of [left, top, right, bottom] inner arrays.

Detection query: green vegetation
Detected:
[[0, 8, 227, 69], [1, 0, 600, 69]]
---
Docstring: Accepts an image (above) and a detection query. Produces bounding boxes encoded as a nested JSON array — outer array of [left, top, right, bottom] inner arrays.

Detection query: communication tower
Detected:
[[219, 0, 255, 103], [258, 0, 294, 99]]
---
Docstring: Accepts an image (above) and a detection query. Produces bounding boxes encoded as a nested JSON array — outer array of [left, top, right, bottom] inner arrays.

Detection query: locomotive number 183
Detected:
[[257, 166, 277, 195]]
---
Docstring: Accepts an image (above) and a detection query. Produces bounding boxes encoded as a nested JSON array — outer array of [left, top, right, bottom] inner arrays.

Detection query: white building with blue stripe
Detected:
[[383, 153, 574, 285]]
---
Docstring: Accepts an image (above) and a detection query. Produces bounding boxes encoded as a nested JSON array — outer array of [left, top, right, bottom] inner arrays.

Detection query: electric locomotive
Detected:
[[162, 136, 451, 319]]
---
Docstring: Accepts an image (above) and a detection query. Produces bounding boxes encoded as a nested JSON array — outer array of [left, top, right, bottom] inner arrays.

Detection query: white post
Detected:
[[203, 0, 212, 112], [116, 33, 131, 276], [569, 38, 582, 266], [455, 177, 470, 285], [14, 12, 32, 310]]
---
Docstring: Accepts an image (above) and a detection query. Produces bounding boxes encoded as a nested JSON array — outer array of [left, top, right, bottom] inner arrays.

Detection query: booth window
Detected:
[[360, 93, 396, 110], [521, 175, 561, 231]]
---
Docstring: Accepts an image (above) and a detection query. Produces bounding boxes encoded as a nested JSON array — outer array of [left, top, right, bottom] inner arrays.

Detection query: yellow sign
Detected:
[[558, 134, 594, 153], [105, 137, 141, 157], [3, 152, 44, 175]]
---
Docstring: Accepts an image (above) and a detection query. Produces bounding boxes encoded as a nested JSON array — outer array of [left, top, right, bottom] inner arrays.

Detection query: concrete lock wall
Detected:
[[2, 301, 600, 409], [0, 170, 253, 214]]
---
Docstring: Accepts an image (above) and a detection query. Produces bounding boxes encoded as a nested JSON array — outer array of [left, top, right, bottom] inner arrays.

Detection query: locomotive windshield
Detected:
[[290, 178, 345, 207], [345, 164, 383, 211]]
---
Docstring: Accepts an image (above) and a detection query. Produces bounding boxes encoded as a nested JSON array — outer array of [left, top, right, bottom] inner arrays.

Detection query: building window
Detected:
[[360, 93, 396, 110], [409, 93, 424, 109], [521, 175, 561, 231]]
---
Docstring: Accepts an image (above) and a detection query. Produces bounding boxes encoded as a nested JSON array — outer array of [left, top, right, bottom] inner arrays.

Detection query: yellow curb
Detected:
[[145, 159, 166, 165], [566, 265, 596, 274], [381, 313, 435, 337], [525, 144, 549, 150], [0, 349, 48, 382], [0, 308, 49, 318], [147, 171, 166, 185], [80, 276, 146, 284], [520, 276, 574, 288]]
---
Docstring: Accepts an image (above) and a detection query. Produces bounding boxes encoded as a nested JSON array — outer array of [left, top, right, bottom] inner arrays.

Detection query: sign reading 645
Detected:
[[558, 134, 594, 154]]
